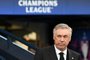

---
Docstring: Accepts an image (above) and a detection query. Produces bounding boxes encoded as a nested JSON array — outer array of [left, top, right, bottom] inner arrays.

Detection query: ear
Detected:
[[69, 40, 71, 43], [53, 35, 55, 41]]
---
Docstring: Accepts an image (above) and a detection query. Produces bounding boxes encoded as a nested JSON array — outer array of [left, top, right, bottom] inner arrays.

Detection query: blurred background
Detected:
[[0, 15, 90, 60]]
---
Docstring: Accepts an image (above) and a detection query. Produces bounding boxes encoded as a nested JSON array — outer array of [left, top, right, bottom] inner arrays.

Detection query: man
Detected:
[[34, 23, 80, 60]]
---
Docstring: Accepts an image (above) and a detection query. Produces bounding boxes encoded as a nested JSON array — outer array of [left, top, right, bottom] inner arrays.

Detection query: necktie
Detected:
[[59, 52, 64, 60]]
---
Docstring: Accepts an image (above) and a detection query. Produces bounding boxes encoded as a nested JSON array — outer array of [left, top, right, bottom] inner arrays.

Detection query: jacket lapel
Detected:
[[68, 49, 75, 60]]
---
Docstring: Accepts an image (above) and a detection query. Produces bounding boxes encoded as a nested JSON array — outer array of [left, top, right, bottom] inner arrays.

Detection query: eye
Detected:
[[63, 35, 68, 38], [57, 35, 61, 38]]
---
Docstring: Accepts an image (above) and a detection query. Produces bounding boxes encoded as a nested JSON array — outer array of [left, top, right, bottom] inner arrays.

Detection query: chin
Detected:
[[57, 47, 65, 50]]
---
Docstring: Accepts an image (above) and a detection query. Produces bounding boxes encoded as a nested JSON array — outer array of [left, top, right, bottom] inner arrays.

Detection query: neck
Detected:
[[58, 48, 66, 51], [54, 45, 67, 51]]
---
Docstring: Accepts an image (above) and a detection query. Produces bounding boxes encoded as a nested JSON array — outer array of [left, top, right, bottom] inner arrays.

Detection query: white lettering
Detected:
[[18, 0, 58, 14], [18, 0, 58, 6], [26, 7, 53, 13], [18, 1, 23, 6]]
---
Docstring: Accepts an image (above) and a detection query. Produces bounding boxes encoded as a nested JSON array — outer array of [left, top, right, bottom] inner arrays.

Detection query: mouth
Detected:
[[59, 45, 64, 47], [58, 44, 65, 46]]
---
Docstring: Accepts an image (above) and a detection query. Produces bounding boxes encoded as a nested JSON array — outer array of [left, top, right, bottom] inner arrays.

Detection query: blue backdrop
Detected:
[[0, 0, 90, 15]]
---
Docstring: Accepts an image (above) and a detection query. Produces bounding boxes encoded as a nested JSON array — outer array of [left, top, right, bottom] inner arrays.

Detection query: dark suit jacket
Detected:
[[34, 45, 80, 60]]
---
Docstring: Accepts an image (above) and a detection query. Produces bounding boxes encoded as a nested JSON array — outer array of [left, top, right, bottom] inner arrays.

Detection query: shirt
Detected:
[[54, 45, 67, 60]]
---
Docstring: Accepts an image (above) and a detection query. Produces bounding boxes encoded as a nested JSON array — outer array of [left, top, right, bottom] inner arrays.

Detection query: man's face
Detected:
[[53, 28, 71, 51]]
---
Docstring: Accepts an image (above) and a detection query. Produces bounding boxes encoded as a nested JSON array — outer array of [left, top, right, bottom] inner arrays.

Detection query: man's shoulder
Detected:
[[68, 49, 80, 56], [37, 45, 54, 52], [41, 45, 54, 50]]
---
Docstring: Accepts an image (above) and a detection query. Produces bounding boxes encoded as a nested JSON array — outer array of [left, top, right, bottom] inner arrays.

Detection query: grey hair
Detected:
[[53, 23, 72, 35]]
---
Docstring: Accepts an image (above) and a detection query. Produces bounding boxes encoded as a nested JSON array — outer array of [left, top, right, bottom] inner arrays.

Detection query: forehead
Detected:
[[55, 28, 71, 35]]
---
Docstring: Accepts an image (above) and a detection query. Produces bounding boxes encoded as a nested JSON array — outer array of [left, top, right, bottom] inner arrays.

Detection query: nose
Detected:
[[60, 37, 64, 42]]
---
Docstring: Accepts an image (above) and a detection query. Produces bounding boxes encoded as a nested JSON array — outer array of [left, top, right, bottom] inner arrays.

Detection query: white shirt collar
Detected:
[[54, 45, 67, 60]]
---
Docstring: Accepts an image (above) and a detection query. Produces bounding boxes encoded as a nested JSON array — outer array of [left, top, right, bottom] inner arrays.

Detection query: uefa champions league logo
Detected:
[[18, 0, 58, 14]]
